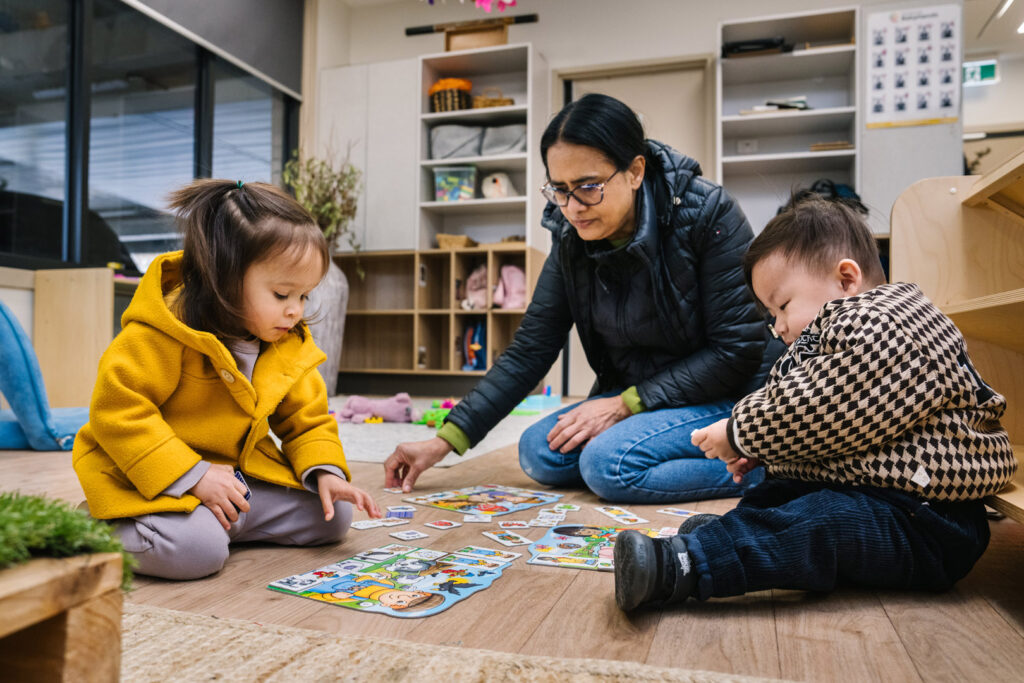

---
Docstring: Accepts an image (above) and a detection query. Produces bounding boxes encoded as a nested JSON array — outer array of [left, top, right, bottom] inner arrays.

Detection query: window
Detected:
[[0, 1, 69, 262], [87, 0, 196, 275], [0, 0, 298, 273], [212, 59, 288, 186]]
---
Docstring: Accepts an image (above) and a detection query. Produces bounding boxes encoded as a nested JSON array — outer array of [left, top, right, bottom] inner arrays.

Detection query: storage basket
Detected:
[[429, 78, 472, 112], [472, 87, 514, 109], [436, 233, 478, 249]]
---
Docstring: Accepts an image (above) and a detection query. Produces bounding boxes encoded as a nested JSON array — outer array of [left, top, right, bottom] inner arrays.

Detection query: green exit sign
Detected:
[[963, 60, 998, 86]]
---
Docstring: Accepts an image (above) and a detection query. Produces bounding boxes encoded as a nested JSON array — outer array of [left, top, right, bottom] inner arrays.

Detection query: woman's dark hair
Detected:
[[167, 179, 329, 341], [541, 93, 648, 172], [743, 195, 887, 307]]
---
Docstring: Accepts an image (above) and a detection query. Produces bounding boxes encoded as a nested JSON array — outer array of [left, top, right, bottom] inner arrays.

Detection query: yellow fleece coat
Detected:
[[72, 251, 350, 519]]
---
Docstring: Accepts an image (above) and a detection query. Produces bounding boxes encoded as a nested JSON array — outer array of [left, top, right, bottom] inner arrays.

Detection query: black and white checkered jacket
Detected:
[[726, 282, 1016, 501]]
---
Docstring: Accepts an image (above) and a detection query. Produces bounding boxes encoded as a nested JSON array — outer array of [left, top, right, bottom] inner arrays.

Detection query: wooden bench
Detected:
[[891, 148, 1024, 521], [0, 553, 122, 682]]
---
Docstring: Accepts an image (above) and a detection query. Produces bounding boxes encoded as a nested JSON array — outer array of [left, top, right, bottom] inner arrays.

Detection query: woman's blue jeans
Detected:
[[518, 393, 763, 503]]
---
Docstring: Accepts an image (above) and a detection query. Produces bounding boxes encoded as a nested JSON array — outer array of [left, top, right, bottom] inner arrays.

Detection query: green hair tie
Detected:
[[236, 180, 244, 189]]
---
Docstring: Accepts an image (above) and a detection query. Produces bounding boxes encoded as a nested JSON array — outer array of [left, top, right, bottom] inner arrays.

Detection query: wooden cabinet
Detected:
[[335, 243, 543, 376], [891, 147, 1024, 522]]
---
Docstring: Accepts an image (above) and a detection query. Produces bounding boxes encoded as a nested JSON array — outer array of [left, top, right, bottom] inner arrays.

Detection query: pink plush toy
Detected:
[[337, 392, 414, 423]]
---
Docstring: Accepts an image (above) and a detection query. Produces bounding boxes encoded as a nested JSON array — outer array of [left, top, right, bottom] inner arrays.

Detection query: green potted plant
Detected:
[[283, 151, 363, 396]]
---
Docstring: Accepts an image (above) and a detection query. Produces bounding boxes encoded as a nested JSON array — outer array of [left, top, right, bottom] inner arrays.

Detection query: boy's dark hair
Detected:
[[541, 93, 652, 173], [743, 195, 887, 304], [167, 179, 329, 341]]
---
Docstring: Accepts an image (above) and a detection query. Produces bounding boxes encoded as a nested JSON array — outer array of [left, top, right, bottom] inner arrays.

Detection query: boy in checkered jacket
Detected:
[[614, 196, 1016, 611]]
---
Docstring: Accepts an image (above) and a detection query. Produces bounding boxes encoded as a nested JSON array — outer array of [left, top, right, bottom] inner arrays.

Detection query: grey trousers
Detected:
[[114, 477, 353, 580]]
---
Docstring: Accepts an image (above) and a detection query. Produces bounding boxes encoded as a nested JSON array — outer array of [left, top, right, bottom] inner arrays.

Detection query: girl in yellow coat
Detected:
[[73, 179, 382, 580]]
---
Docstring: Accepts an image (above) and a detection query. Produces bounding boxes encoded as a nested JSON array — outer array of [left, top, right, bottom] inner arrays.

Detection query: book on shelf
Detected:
[[809, 141, 854, 152]]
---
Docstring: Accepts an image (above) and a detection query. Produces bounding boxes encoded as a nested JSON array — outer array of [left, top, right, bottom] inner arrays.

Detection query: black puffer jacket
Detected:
[[445, 140, 779, 447]]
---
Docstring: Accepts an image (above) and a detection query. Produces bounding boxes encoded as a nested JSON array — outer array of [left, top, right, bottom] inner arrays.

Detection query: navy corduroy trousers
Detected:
[[685, 478, 991, 601]]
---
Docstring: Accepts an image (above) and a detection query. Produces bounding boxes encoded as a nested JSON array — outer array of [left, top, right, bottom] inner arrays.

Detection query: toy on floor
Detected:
[[386, 505, 415, 519], [510, 386, 562, 415], [337, 392, 413, 423], [413, 399, 457, 428], [404, 484, 561, 517], [268, 543, 514, 618], [527, 524, 674, 572]]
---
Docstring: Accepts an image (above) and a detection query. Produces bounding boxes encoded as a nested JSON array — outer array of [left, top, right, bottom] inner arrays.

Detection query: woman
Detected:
[[385, 93, 780, 503]]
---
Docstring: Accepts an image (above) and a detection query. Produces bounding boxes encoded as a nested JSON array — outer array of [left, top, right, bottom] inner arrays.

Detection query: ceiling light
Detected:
[[1019, 20, 1024, 33], [997, 0, 1015, 19]]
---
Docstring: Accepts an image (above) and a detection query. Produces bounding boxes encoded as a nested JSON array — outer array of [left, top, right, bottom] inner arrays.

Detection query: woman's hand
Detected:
[[190, 464, 250, 530], [383, 437, 452, 493], [315, 472, 383, 520], [546, 396, 632, 453]]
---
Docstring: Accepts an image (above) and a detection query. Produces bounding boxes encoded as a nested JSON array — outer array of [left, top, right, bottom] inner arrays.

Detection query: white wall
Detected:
[[963, 53, 1024, 132], [345, 0, 900, 70]]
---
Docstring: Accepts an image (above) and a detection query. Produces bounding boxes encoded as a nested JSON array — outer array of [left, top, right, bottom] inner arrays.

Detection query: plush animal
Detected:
[[481, 172, 517, 199], [337, 392, 414, 423], [492, 264, 526, 309], [460, 264, 488, 310]]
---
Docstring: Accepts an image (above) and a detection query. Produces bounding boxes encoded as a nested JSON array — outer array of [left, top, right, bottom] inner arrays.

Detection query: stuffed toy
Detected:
[[337, 392, 414, 423], [460, 264, 488, 310], [481, 172, 518, 199]]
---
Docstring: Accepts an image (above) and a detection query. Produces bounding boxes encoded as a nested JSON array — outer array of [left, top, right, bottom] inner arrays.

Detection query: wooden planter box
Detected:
[[0, 553, 122, 682]]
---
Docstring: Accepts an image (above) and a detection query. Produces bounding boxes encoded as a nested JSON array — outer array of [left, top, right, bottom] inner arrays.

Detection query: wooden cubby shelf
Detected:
[[892, 147, 1024, 524], [335, 243, 543, 377]]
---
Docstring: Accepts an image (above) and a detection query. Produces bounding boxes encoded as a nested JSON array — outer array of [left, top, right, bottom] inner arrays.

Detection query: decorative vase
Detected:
[[306, 259, 348, 396]]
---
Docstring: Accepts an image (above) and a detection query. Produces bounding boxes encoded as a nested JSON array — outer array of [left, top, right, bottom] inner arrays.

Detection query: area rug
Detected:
[[121, 602, 782, 682], [327, 395, 561, 467]]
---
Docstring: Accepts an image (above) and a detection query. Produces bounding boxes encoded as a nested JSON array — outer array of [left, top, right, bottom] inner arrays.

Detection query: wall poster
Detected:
[[866, 4, 961, 128]]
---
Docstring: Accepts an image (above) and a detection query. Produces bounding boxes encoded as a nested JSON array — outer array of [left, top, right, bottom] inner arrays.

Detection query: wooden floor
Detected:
[[4, 444, 1024, 682]]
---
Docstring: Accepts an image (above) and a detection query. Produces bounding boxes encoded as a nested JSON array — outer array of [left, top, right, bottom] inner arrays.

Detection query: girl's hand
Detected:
[[690, 418, 740, 464], [546, 396, 632, 453], [316, 472, 383, 520], [190, 464, 250, 530]]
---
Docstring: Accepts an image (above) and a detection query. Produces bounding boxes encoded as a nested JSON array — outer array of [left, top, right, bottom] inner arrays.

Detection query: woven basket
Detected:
[[431, 89, 471, 112], [473, 87, 514, 109], [436, 233, 478, 249]]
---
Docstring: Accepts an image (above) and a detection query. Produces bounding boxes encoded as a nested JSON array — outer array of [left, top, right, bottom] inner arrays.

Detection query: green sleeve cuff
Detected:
[[437, 421, 470, 455], [621, 386, 647, 415]]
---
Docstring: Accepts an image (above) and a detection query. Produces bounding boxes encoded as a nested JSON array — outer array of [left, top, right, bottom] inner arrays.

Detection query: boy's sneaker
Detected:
[[614, 531, 696, 611], [678, 513, 720, 535]]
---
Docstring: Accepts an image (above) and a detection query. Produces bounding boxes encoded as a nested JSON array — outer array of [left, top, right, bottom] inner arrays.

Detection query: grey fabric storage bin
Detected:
[[429, 125, 483, 159], [480, 124, 527, 156]]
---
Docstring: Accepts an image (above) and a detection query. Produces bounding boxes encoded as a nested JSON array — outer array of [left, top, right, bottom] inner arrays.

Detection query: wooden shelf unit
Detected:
[[891, 148, 1024, 523], [335, 243, 543, 376]]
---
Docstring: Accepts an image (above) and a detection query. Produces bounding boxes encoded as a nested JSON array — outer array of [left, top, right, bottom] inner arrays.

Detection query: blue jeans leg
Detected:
[[518, 393, 762, 502], [518, 397, 593, 488], [685, 479, 991, 600]]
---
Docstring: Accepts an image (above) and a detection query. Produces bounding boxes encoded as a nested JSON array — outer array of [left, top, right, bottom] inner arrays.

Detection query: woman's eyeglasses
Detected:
[[540, 170, 620, 207]]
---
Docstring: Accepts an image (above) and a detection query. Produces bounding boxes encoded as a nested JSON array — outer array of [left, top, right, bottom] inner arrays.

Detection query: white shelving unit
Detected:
[[416, 43, 548, 251], [717, 8, 859, 234], [331, 43, 551, 380]]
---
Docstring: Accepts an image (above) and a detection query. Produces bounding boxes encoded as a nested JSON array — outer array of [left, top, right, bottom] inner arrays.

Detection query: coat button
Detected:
[[220, 369, 235, 383]]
